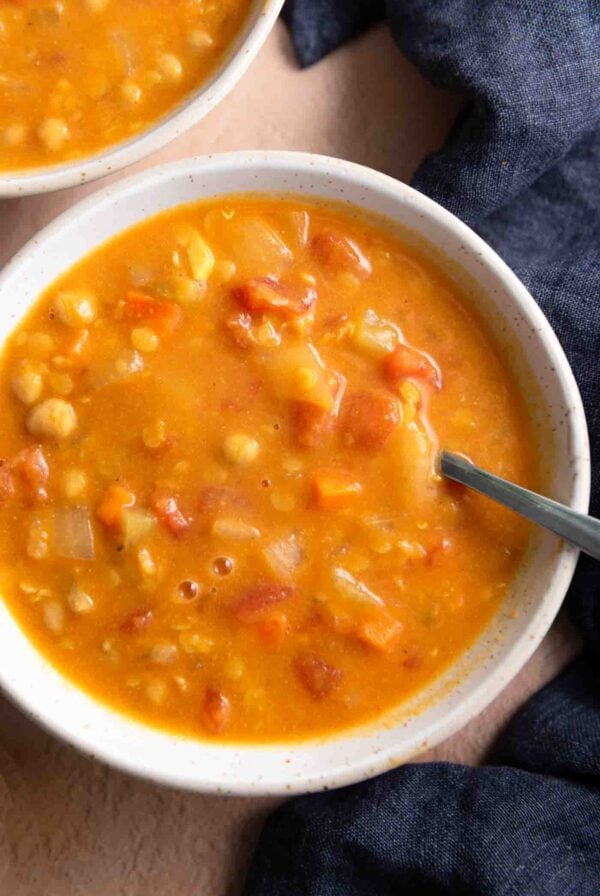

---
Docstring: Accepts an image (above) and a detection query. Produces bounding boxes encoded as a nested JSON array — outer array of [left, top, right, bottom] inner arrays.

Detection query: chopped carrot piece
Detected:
[[202, 686, 231, 734], [96, 484, 135, 529], [312, 470, 363, 510], [151, 491, 189, 537], [357, 612, 403, 653], [294, 652, 342, 699], [383, 343, 441, 389], [257, 614, 288, 648], [311, 231, 371, 276], [121, 290, 182, 336], [231, 582, 295, 624], [120, 607, 153, 634], [340, 390, 401, 450], [233, 277, 316, 319]]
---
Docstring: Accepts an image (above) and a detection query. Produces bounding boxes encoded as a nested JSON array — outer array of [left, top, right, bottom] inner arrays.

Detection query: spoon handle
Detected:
[[440, 451, 600, 561]]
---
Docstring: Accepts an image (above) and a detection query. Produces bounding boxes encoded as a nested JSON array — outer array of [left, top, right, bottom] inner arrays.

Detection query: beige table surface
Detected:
[[0, 21, 580, 896]]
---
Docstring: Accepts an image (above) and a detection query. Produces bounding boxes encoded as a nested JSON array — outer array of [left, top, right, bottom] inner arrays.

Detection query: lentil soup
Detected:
[[0, 196, 536, 742], [0, 0, 252, 172]]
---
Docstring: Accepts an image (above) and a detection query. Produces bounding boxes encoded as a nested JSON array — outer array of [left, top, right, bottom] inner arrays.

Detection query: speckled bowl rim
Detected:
[[0, 0, 284, 197], [0, 151, 590, 795]]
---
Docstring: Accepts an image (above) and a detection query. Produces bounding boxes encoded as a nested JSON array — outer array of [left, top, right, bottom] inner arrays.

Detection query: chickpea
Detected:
[[222, 432, 260, 466], [121, 80, 142, 104], [37, 117, 69, 152], [61, 467, 88, 501], [27, 398, 77, 441], [157, 53, 183, 82], [212, 518, 260, 541], [54, 290, 96, 327], [67, 584, 94, 614], [11, 360, 44, 405], [188, 29, 213, 50]]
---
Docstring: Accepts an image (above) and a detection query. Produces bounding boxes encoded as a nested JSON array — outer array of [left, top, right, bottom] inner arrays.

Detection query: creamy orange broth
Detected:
[[0, 0, 252, 172], [0, 196, 536, 742]]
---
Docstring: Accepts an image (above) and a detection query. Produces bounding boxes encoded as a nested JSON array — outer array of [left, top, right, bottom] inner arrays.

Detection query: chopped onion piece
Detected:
[[207, 214, 292, 277], [332, 566, 384, 607], [109, 28, 138, 75], [263, 533, 303, 579], [93, 349, 144, 388], [53, 507, 95, 560], [122, 508, 156, 549]]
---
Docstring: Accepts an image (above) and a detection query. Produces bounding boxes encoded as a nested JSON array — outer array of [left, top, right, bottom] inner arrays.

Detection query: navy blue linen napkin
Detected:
[[243, 2, 600, 893]]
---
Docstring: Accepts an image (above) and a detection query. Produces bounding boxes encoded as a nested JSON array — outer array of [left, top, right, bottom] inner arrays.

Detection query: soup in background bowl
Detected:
[[0, 152, 588, 793], [0, 0, 283, 196]]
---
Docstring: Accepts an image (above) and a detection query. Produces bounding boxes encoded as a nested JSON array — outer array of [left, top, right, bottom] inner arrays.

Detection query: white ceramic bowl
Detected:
[[0, 1, 284, 197], [0, 152, 590, 794]]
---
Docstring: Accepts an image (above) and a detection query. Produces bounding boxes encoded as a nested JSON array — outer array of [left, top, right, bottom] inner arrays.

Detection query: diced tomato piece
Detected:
[[257, 614, 288, 648], [151, 491, 189, 537], [357, 611, 403, 653], [294, 652, 342, 699], [291, 370, 346, 448], [311, 231, 371, 276], [121, 291, 182, 336], [96, 484, 135, 529], [291, 400, 334, 448], [383, 343, 441, 389], [202, 686, 231, 734], [120, 607, 153, 634], [14, 445, 49, 504], [0, 446, 49, 505], [312, 470, 363, 510], [0, 463, 15, 504], [231, 582, 295, 624], [233, 277, 316, 319], [340, 390, 401, 450]]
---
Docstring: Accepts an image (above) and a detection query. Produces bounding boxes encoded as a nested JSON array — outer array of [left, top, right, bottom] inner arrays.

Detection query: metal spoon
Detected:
[[440, 451, 600, 561]]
